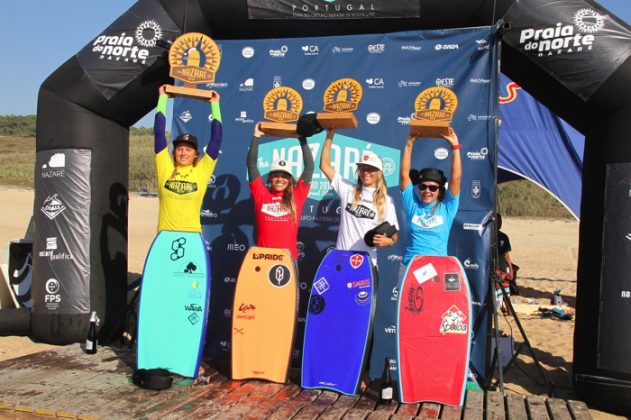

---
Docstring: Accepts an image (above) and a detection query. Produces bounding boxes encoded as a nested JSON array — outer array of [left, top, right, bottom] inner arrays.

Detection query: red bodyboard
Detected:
[[396, 255, 471, 406]]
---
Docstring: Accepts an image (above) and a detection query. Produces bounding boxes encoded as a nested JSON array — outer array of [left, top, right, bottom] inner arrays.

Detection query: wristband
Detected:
[[451, 144, 461, 151]]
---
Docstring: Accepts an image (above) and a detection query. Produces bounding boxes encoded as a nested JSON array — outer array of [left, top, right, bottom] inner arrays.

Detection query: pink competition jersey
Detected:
[[250, 177, 310, 259]]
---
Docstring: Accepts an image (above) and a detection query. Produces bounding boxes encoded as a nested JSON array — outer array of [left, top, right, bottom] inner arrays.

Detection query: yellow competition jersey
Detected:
[[155, 149, 216, 232]]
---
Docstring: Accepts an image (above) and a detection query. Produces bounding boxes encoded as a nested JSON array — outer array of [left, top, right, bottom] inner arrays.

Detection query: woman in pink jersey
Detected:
[[246, 122, 314, 260]]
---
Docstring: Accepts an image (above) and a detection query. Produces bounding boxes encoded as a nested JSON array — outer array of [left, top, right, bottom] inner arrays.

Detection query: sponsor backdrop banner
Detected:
[[173, 27, 499, 384], [503, 0, 631, 100], [76, 0, 181, 100], [33, 149, 91, 315], [247, 0, 420, 19]]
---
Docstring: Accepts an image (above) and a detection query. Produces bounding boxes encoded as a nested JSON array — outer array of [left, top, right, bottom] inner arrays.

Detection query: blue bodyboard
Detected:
[[136, 231, 210, 378], [301, 250, 375, 395]]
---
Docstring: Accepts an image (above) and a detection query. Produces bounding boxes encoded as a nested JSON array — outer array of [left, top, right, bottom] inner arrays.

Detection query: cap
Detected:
[[173, 133, 198, 149], [269, 159, 292, 176], [356, 151, 383, 171]]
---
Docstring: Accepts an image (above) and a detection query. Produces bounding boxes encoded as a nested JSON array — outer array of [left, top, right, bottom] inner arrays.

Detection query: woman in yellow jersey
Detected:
[[153, 85, 223, 232]]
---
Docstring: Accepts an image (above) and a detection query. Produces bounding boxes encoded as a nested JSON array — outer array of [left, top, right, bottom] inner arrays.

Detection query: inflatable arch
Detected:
[[15, 0, 631, 414]]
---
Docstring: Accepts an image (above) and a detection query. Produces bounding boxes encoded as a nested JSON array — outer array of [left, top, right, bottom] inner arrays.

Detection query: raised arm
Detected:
[[399, 135, 416, 191], [205, 90, 223, 160], [247, 122, 264, 180], [154, 85, 170, 154], [442, 128, 461, 196], [319, 129, 337, 182], [299, 136, 315, 184]]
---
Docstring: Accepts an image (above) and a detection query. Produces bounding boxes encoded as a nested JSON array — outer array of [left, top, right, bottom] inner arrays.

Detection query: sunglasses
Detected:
[[419, 184, 440, 192]]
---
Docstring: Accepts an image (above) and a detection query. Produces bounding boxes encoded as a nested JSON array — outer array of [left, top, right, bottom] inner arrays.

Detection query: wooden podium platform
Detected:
[[0, 345, 593, 419]]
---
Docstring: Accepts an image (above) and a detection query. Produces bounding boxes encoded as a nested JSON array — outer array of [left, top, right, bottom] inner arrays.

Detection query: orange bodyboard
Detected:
[[231, 246, 298, 383]]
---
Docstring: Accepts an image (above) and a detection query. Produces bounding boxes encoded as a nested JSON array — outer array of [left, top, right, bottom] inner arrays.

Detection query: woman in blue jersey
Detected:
[[153, 85, 223, 232], [399, 127, 462, 264]]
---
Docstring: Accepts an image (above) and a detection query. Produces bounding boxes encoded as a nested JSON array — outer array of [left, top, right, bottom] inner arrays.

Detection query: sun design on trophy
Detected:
[[323, 78, 363, 113], [263, 87, 303, 122], [414, 87, 458, 121], [168, 32, 221, 84]]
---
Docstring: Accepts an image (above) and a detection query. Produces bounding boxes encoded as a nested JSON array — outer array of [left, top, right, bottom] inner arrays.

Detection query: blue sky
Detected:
[[1, 0, 630, 127]]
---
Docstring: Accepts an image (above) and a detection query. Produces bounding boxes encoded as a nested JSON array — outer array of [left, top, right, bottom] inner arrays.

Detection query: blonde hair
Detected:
[[351, 170, 388, 220]]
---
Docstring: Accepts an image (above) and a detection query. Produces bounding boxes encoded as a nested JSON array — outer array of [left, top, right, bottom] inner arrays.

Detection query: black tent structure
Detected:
[[8, 0, 631, 414]]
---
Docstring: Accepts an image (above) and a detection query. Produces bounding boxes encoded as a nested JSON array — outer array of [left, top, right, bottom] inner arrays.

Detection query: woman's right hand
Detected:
[[254, 122, 264, 138], [159, 84, 169, 96]]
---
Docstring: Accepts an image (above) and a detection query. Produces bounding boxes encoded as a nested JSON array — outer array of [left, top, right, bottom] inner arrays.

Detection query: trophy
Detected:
[[409, 86, 459, 138], [259, 86, 304, 137], [317, 78, 362, 129], [165, 32, 221, 100]]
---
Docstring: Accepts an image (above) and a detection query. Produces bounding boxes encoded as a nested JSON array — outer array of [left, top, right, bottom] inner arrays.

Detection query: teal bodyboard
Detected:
[[136, 230, 210, 378]]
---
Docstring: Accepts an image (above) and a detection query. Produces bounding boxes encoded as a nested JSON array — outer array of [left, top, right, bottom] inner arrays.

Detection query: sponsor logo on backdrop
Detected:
[[401, 45, 422, 51], [273, 75, 282, 88], [239, 78, 254, 92], [242, 47, 255, 58], [470, 78, 491, 84], [463, 258, 480, 270], [436, 78, 455, 88], [200, 209, 218, 218], [467, 114, 494, 122], [302, 78, 316, 90], [435, 43, 459, 51], [269, 45, 289, 58], [398, 80, 422, 88], [366, 113, 381, 124], [518, 8, 604, 57], [471, 180, 481, 199], [434, 147, 449, 160], [40, 194, 67, 220], [331, 46, 354, 54], [301, 45, 320, 56], [365, 77, 384, 89], [466, 147, 489, 160], [89, 19, 162, 63], [235, 110, 254, 124], [476, 39, 490, 50], [368, 44, 385, 54], [463, 223, 483, 232], [41, 153, 66, 178]]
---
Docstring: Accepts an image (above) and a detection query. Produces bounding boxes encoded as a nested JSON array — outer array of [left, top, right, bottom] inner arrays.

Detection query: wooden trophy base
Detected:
[[316, 112, 358, 129], [409, 119, 450, 138], [260, 122, 298, 138], [164, 85, 214, 100]]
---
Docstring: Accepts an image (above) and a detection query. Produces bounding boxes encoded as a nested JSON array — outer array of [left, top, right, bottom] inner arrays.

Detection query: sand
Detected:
[[0, 187, 622, 418]]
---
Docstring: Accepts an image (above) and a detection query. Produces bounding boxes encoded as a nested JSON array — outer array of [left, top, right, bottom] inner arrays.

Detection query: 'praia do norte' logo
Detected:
[[91, 19, 163, 63], [323, 78, 363, 113], [168, 32, 221, 84], [262, 86, 303, 122], [413, 86, 459, 122], [518, 8, 605, 57]]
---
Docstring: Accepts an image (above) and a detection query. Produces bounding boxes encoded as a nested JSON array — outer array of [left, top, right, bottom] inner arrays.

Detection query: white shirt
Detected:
[[330, 173, 399, 264]]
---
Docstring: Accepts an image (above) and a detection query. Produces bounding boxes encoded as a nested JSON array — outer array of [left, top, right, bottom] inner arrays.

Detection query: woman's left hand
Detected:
[[209, 90, 220, 102], [441, 127, 459, 147]]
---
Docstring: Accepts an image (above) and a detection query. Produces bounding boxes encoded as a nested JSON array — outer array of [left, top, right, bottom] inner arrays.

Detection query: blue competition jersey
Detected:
[[401, 183, 459, 264]]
